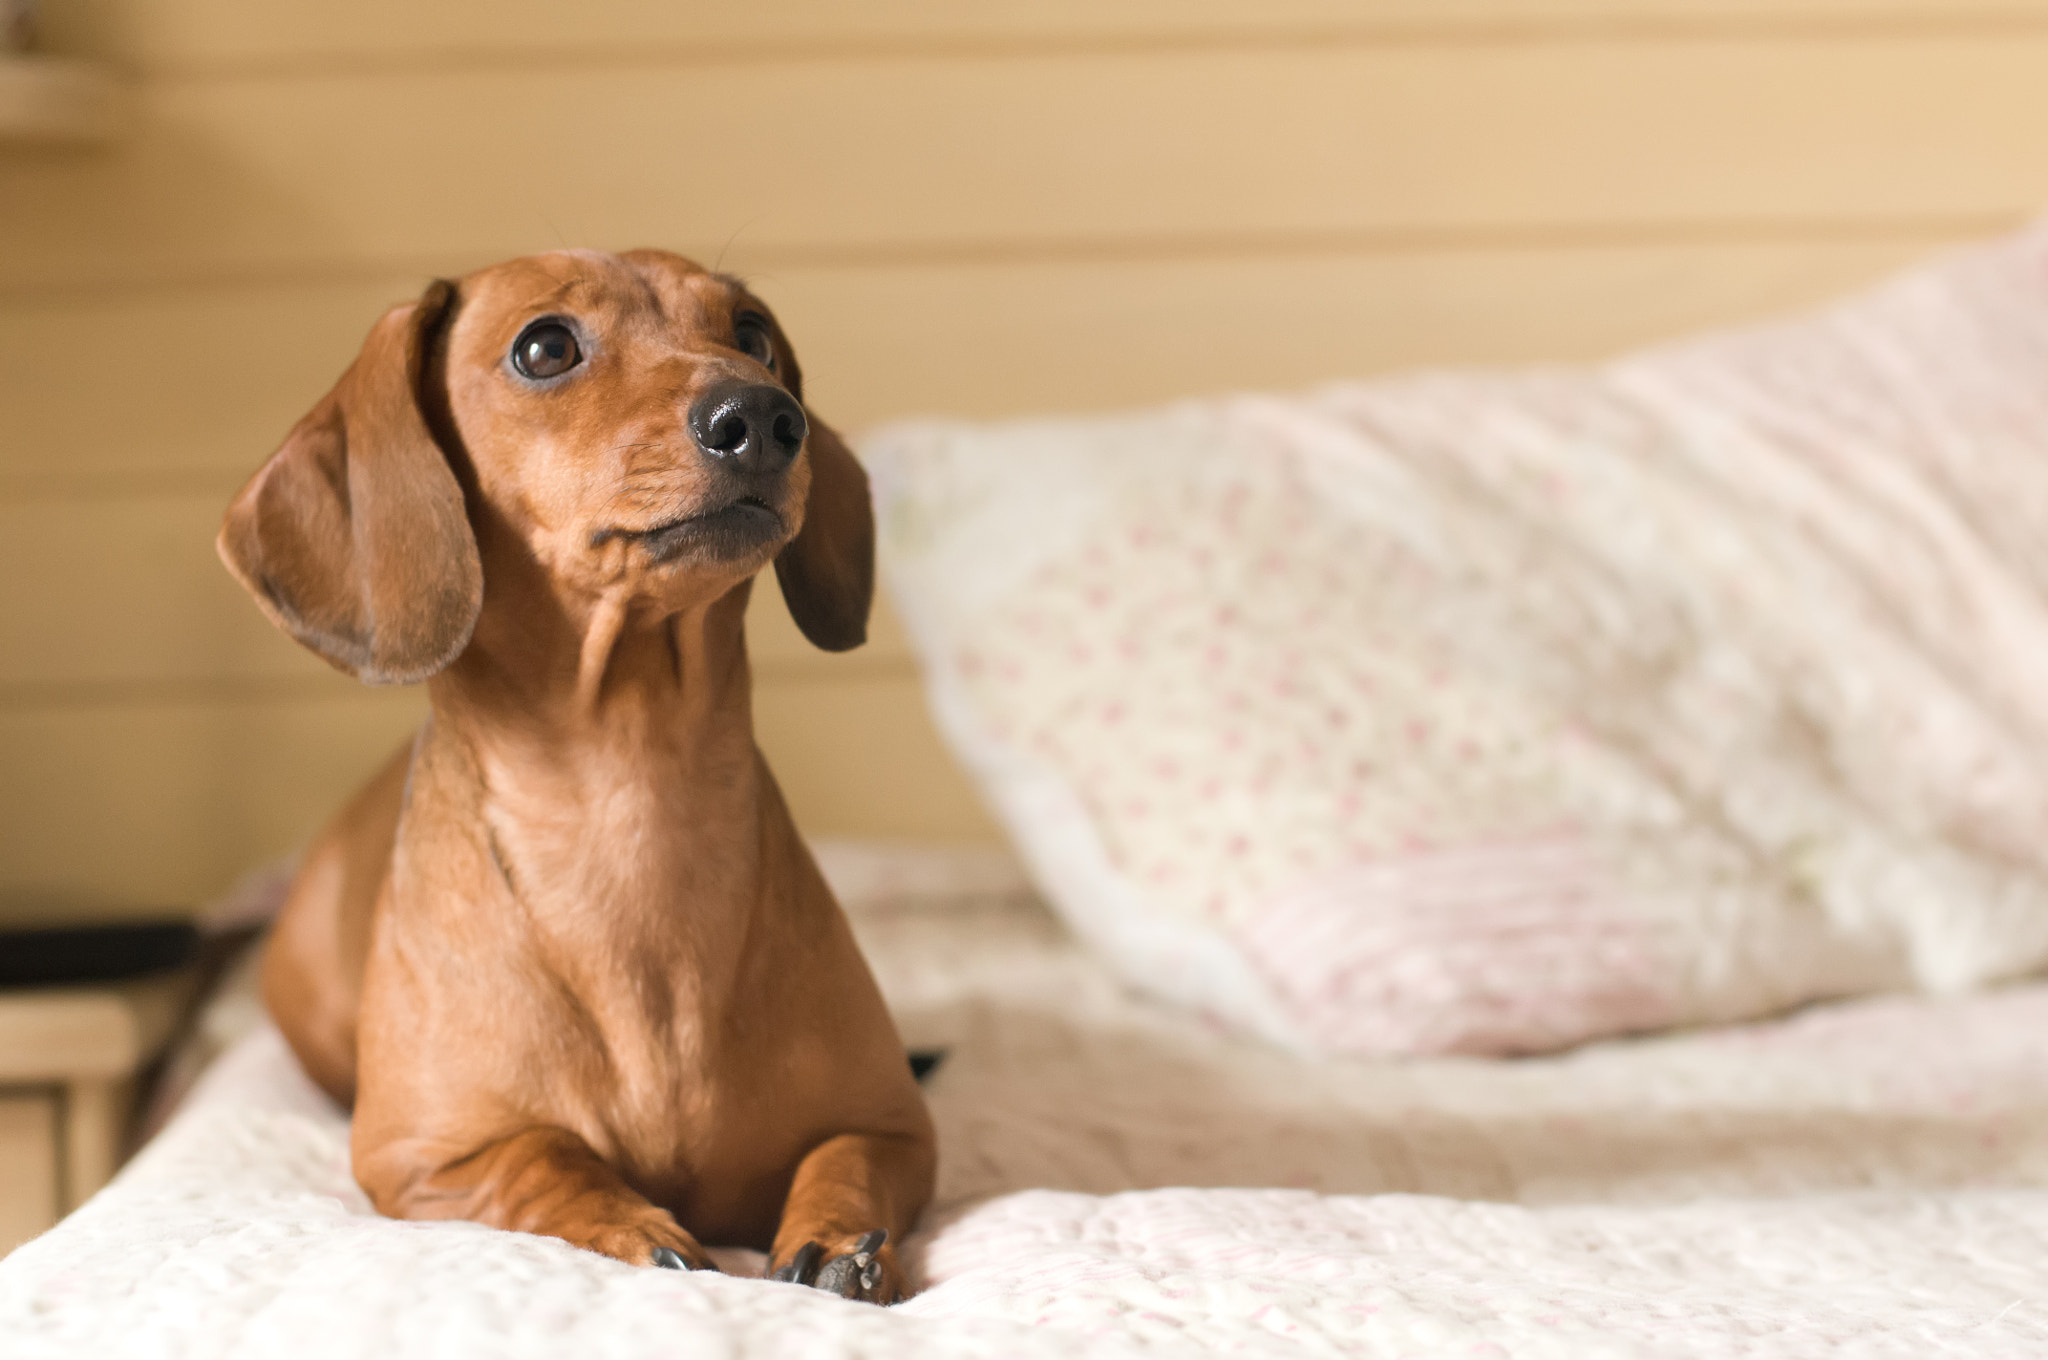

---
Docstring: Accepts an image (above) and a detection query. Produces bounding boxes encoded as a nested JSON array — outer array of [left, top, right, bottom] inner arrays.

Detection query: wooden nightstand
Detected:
[[0, 974, 192, 1255]]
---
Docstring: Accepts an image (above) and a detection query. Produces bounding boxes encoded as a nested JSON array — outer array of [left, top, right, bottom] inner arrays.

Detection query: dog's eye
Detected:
[[512, 321, 581, 379], [734, 315, 776, 371]]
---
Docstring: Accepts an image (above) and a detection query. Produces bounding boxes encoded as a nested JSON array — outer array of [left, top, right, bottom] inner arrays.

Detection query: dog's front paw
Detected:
[[574, 1215, 715, 1271], [770, 1229, 903, 1304]]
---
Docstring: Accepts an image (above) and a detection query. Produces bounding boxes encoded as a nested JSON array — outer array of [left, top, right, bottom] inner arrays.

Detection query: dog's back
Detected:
[[263, 744, 405, 1106]]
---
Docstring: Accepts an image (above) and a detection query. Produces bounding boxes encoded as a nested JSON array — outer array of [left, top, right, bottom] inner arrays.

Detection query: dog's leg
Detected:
[[768, 1131, 932, 1304], [357, 1125, 712, 1270]]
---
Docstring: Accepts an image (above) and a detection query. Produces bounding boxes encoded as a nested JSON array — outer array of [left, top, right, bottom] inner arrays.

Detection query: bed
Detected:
[[13, 221, 2048, 1360], [3, 840, 2047, 1358]]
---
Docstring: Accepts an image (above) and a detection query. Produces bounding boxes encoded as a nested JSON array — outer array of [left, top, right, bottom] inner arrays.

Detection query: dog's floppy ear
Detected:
[[217, 280, 482, 685], [774, 415, 874, 652]]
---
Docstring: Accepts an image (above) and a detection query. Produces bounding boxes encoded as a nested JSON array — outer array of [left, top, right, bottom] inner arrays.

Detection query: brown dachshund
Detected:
[[217, 249, 935, 1303]]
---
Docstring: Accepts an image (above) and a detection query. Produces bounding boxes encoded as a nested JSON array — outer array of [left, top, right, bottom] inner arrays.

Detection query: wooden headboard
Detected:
[[5, 0, 2048, 918]]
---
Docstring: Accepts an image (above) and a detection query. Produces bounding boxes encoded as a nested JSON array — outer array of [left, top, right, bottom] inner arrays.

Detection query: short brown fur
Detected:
[[220, 250, 933, 1300]]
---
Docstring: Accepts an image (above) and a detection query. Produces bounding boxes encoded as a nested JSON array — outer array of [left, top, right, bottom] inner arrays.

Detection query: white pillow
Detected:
[[867, 223, 2048, 1057]]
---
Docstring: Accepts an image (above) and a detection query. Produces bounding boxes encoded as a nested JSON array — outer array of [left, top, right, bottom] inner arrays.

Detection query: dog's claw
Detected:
[[773, 1240, 824, 1287], [803, 1229, 891, 1300], [650, 1246, 690, 1270], [852, 1228, 887, 1293], [775, 1230, 892, 1300]]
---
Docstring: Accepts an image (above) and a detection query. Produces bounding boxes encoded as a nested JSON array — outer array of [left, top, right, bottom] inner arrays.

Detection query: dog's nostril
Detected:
[[772, 412, 802, 451], [707, 412, 748, 452]]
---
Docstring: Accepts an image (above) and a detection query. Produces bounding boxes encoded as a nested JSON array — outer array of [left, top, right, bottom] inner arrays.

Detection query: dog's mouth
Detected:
[[593, 496, 785, 564]]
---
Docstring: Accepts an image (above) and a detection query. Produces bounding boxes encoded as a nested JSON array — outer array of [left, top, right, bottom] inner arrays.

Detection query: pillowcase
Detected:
[[865, 223, 2048, 1057]]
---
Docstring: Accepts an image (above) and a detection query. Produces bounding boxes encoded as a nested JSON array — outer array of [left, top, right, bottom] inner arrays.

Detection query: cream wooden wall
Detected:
[[5, 0, 2048, 920]]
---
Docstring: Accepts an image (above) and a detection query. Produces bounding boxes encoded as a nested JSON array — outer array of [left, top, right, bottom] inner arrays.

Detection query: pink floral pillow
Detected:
[[868, 225, 2048, 1056]]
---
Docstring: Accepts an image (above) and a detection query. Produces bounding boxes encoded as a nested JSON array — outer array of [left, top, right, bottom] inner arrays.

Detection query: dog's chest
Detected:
[[534, 924, 829, 1233], [485, 794, 821, 1194]]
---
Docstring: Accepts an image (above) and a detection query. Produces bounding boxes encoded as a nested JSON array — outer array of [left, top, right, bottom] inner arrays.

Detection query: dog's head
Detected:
[[217, 249, 872, 684]]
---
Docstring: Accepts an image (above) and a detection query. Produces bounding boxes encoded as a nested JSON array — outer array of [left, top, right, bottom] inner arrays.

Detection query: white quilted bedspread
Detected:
[[7, 853, 2048, 1358]]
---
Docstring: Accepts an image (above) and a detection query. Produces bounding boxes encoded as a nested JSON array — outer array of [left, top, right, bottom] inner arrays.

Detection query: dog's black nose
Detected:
[[688, 381, 807, 473]]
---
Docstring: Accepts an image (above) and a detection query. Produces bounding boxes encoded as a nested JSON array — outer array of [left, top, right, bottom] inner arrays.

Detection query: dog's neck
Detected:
[[441, 573, 757, 733], [416, 531, 774, 952]]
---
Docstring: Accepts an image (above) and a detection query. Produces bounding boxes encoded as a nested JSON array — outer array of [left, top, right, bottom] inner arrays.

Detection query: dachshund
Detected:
[[218, 249, 934, 1303]]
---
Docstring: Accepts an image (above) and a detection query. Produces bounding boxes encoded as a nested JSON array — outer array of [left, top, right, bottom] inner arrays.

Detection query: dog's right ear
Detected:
[[218, 280, 482, 685]]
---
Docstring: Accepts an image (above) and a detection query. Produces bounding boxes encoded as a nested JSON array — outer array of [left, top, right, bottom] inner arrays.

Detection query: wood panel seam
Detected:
[[0, 213, 2012, 309], [97, 11, 2048, 84], [0, 469, 245, 504]]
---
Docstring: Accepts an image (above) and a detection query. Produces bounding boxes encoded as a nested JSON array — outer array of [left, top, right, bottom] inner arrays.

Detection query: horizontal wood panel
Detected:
[[0, 57, 130, 148], [4, 38, 2047, 296], [0, 494, 330, 690], [0, 671, 981, 914], [769, 229, 1980, 431], [38, 1, 2048, 74], [754, 674, 999, 842], [0, 278, 402, 493], [0, 688, 426, 915], [0, 231, 1975, 495]]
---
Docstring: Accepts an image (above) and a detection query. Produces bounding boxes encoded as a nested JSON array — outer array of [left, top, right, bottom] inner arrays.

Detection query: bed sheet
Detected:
[[6, 843, 2048, 1357]]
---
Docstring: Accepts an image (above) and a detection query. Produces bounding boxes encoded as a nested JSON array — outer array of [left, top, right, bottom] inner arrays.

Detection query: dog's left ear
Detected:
[[774, 415, 874, 652]]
